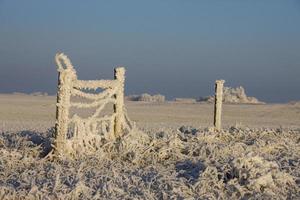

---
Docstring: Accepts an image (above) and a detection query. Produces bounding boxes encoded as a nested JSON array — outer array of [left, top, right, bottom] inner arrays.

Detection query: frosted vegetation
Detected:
[[126, 86, 264, 105], [173, 98, 197, 103], [0, 54, 298, 199], [199, 86, 264, 104], [126, 93, 165, 102], [0, 126, 299, 199]]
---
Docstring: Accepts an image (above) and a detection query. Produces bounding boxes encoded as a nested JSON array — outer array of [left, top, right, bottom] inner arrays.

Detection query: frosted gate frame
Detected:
[[54, 53, 131, 156]]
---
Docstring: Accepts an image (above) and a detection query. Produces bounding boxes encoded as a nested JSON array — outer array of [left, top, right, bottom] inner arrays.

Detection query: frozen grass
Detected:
[[0, 126, 299, 199]]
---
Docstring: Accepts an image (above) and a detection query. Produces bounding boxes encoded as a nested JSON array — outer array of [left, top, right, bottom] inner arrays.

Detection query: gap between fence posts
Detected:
[[214, 80, 225, 131], [114, 67, 125, 138]]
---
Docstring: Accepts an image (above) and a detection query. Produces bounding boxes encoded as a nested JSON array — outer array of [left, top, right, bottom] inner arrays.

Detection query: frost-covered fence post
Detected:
[[114, 67, 125, 137], [54, 53, 77, 154], [214, 80, 225, 131], [52, 53, 134, 156]]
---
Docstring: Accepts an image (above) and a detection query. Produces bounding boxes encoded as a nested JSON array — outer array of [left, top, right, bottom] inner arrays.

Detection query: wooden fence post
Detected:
[[214, 80, 225, 131], [114, 67, 125, 137], [54, 54, 76, 155]]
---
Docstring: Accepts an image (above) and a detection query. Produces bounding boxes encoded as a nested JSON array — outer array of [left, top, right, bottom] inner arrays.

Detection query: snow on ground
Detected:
[[0, 94, 299, 199]]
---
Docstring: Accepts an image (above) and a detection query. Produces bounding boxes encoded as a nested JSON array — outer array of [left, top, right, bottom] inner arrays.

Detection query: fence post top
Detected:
[[215, 80, 225, 84], [114, 67, 125, 81], [115, 67, 125, 73], [55, 53, 75, 72]]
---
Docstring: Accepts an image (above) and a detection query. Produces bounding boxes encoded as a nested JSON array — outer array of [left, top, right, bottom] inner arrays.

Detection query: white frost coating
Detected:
[[114, 67, 126, 137], [54, 53, 133, 157], [70, 97, 116, 108], [71, 87, 115, 100], [54, 53, 77, 156], [214, 80, 225, 131], [74, 80, 118, 89]]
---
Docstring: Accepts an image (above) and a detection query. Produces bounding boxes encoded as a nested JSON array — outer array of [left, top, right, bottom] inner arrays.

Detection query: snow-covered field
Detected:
[[0, 94, 299, 199]]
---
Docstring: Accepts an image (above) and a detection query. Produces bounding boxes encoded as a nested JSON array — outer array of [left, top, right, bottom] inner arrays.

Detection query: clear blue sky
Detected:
[[0, 0, 299, 102]]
